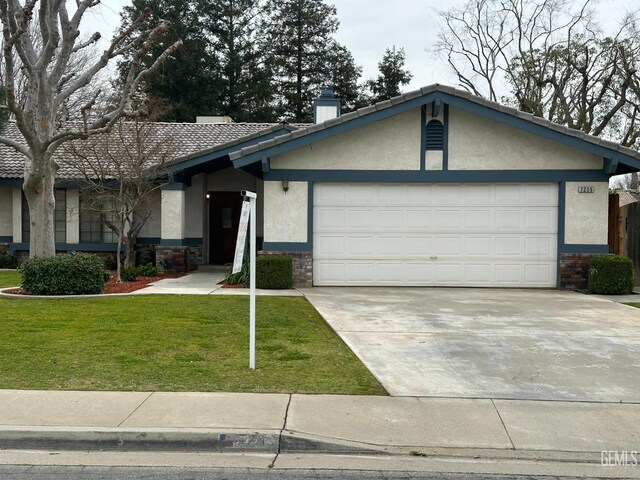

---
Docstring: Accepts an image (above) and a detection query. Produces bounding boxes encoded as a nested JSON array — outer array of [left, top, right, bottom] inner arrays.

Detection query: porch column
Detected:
[[160, 183, 186, 243], [157, 182, 189, 273], [11, 187, 21, 244]]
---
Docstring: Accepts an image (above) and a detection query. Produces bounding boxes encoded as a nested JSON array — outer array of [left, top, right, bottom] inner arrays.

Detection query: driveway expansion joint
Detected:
[[491, 399, 515, 450], [117, 392, 155, 428]]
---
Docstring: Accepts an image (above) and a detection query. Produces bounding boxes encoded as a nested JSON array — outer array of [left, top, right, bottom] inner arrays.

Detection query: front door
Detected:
[[209, 192, 243, 264]]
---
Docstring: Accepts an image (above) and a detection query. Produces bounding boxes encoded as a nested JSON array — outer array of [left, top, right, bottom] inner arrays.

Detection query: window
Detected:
[[22, 189, 67, 244], [425, 120, 444, 150], [79, 193, 118, 244]]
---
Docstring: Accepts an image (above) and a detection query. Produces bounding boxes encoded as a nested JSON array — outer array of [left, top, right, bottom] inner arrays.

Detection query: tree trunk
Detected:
[[125, 235, 136, 267], [23, 167, 56, 258]]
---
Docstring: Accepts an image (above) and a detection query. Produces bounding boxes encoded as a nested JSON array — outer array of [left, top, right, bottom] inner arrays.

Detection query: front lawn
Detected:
[[0, 270, 20, 288], [0, 295, 386, 395]]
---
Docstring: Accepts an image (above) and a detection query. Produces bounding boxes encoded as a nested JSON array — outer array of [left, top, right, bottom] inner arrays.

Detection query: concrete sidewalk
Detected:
[[0, 390, 638, 466]]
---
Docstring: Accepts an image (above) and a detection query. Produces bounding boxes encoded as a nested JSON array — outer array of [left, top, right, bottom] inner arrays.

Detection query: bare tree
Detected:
[[0, 1, 182, 258], [434, 0, 640, 148], [65, 115, 175, 282]]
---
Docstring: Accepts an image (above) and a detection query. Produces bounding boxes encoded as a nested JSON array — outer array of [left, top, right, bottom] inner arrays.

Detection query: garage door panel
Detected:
[[313, 183, 558, 287]]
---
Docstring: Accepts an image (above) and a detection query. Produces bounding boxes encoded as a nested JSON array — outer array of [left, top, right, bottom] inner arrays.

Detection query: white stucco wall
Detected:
[[185, 174, 204, 238], [271, 108, 422, 170], [448, 107, 603, 170], [564, 182, 609, 245], [137, 189, 161, 239], [161, 188, 185, 240], [66, 189, 80, 244], [263, 181, 307, 243], [0, 187, 12, 238]]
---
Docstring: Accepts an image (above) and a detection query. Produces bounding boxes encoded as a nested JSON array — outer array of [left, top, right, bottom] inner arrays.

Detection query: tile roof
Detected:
[[614, 189, 640, 207], [0, 121, 300, 179], [229, 84, 640, 163]]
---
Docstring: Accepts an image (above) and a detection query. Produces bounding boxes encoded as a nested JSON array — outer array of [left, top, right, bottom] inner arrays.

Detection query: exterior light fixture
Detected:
[[281, 180, 290, 193], [205, 193, 211, 199]]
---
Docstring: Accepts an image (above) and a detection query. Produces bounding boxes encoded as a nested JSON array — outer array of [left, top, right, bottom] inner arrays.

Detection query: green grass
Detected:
[[0, 295, 386, 395], [0, 270, 20, 288]]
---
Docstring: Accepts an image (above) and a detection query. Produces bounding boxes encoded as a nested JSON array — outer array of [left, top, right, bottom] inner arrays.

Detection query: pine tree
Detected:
[[119, 0, 219, 122], [327, 42, 367, 113], [264, 0, 342, 122], [367, 46, 413, 103], [198, 0, 276, 122]]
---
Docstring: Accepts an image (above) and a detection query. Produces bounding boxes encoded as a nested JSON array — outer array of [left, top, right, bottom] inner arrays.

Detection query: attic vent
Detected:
[[425, 120, 444, 150]]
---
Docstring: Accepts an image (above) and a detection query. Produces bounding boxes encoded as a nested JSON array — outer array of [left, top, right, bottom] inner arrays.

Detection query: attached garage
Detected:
[[313, 183, 558, 287], [231, 84, 640, 289]]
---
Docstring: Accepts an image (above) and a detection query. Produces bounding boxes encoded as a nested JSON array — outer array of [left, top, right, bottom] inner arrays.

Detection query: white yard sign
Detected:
[[232, 191, 258, 370], [232, 200, 251, 274]]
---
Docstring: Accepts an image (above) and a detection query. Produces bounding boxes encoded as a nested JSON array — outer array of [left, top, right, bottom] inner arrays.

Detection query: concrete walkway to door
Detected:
[[301, 287, 640, 402]]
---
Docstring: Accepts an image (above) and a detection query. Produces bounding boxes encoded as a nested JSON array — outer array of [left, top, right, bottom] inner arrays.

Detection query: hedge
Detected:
[[588, 254, 634, 295], [20, 253, 107, 295], [0, 252, 18, 269], [256, 255, 293, 289]]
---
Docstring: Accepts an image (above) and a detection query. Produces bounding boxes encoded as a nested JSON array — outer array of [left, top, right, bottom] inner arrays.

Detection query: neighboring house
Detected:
[[609, 189, 640, 284], [1, 84, 639, 290]]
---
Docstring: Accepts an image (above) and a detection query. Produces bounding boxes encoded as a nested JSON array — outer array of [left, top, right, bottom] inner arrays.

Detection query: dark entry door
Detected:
[[209, 192, 243, 264]]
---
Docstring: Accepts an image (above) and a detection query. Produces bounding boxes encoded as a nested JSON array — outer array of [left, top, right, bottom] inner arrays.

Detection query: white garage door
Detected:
[[313, 183, 558, 287]]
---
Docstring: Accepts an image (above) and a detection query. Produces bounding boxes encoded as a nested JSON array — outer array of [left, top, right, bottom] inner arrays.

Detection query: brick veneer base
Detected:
[[559, 253, 595, 290], [260, 250, 312, 288], [156, 246, 191, 274]]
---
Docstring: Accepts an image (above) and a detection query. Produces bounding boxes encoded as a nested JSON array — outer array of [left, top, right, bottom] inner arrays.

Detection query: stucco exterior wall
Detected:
[[263, 181, 307, 243], [138, 189, 161, 239], [186, 174, 204, 238], [564, 182, 609, 245], [448, 107, 603, 170], [11, 188, 21, 243], [0, 187, 12, 238], [161, 189, 185, 240], [271, 109, 422, 171], [66, 189, 80, 244]]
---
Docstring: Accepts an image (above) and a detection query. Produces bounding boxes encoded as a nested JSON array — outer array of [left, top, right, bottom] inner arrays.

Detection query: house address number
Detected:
[[578, 186, 594, 193]]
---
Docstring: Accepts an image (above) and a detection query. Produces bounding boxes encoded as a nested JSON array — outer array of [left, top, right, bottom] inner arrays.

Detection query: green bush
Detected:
[[136, 263, 158, 277], [256, 255, 293, 289], [0, 252, 18, 269], [20, 253, 107, 295], [121, 265, 138, 282], [588, 254, 634, 295], [136, 249, 156, 267], [103, 255, 118, 271]]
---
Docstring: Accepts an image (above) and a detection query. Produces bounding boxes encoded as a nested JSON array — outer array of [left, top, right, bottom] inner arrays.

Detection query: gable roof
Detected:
[[230, 84, 640, 175], [0, 121, 300, 180]]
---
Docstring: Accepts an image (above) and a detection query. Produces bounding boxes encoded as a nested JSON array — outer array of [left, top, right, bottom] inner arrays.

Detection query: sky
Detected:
[[83, 0, 638, 91]]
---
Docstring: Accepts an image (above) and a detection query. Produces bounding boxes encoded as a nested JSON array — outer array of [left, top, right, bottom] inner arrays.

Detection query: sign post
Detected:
[[232, 190, 257, 370]]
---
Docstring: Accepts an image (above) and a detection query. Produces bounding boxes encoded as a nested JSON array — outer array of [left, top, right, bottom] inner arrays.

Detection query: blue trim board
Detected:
[[160, 238, 203, 247], [0, 236, 12, 243], [136, 237, 161, 245], [9, 242, 125, 255], [443, 104, 449, 171], [262, 242, 312, 252], [160, 182, 187, 191], [0, 179, 21, 186], [560, 244, 609, 254], [264, 169, 609, 183], [420, 105, 426, 171]]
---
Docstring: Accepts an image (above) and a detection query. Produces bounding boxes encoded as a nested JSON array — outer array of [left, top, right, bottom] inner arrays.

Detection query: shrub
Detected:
[[120, 265, 138, 282], [588, 254, 634, 295], [0, 252, 18, 269], [136, 248, 156, 267], [103, 254, 118, 271], [223, 257, 249, 287], [256, 255, 293, 290], [136, 263, 158, 277], [20, 253, 107, 295]]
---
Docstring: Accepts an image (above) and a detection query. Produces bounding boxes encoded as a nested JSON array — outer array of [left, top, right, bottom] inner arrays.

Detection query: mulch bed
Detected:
[[4, 272, 183, 296]]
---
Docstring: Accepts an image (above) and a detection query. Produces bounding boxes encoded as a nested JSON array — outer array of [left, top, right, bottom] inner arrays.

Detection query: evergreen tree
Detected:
[[327, 42, 367, 113], [264, 0, 342, 122], [198, 0, 276, 122], [367, 46, 413, 103], [119, 0, 218, 122]]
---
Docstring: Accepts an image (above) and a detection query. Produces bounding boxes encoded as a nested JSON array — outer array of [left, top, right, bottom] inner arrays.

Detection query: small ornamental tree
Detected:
[[66, 112, 175, 282], [0, 1, 182, 258]]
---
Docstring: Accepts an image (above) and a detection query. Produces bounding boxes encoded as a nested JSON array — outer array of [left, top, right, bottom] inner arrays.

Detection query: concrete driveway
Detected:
[[302, 288, 640, 402]]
